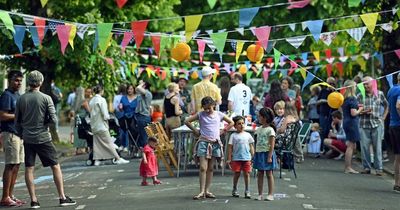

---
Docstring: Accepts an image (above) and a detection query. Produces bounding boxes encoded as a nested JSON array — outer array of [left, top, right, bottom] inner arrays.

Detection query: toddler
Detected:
[[307, 123, 321, 158], [139, 137, 161, 186]]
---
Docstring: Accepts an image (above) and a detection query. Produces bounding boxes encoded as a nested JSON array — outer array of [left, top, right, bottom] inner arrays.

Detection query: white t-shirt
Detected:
[[228, 83, 252, 116], [228, 132, 254, 161]]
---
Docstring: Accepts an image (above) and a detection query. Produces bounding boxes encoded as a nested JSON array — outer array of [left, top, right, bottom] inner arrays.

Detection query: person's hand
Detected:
[[193, 130, 200, 137], [226, 160, 232, 169], [118, 103, 123, 110], [267, 156, 272, 163], [143, 159, 148, 164]]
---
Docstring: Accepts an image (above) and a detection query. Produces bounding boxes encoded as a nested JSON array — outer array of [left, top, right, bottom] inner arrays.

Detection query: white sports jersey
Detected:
[[228, 83, 252, 116]]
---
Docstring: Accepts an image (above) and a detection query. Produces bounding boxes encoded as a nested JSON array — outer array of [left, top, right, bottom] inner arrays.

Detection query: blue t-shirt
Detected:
[[0, 89, 20, 133], [388, 84, 400, 126], [120, 95, 137, 118], [228, 132, 254, 161]]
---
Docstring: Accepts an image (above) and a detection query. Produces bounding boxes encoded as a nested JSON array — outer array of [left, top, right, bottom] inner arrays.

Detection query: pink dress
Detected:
[[139, 145, 158, 177]]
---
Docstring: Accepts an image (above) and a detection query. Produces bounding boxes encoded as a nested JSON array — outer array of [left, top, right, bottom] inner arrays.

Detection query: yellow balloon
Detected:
[[238, 65, 247, 75], [171, 43, 191, 62], [327, 92, 344, 109], [191, 71, 199, 79], [246, 44, 264, 62]]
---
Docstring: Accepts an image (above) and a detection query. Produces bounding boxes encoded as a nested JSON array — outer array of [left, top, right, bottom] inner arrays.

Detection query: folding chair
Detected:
[[145, 122, 178, 177], [297, 120, 312, 152], [275, 122, 302, 179]]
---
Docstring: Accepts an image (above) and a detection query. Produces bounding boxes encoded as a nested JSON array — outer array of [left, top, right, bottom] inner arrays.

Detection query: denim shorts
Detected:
[[196, 141, 222, 158]]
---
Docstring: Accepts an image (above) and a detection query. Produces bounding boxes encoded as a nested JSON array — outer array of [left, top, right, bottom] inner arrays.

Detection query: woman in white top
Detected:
[[89, 85, 129, 166]]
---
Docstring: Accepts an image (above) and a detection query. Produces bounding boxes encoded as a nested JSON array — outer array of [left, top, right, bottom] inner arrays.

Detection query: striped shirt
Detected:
[[357, 91, 388, 129]]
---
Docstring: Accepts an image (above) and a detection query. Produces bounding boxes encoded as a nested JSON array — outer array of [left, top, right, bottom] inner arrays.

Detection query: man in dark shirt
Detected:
[[0, 71, 24, 207], [15, 71, 76, 209]]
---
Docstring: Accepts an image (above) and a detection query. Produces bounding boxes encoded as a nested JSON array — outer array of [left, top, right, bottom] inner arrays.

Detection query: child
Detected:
[[185, 96, 234, 200], [307, 123, 321, 158], [273, 100, 285, 129], [139, 137, 162, 186], [253, 107, 277, 201], [151, 104, 163, 122], [226, 116, 255, 199]]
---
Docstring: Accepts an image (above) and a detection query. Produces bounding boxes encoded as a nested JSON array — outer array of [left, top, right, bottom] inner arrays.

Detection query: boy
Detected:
[[323, 110, 347, 160], [227, 116, 255, 199]]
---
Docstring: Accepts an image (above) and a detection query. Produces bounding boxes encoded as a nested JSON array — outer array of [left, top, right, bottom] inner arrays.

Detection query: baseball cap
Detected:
[[201, 66, 216, 77]]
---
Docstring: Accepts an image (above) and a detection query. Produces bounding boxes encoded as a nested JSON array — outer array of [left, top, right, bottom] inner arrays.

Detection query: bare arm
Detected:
[[249, 143, 255, 158], [227, 144, 233, 162], [221, 114, 234, 135], [267, 136, 275, 162], [228, 101, 234, 112], [396, 100, 400, 116], [350, 107, 363, 117], [0, 111, 14, 121], [142, 152, 148, 164], [172, 97, 183, 116], [184, 114, 199, 136]]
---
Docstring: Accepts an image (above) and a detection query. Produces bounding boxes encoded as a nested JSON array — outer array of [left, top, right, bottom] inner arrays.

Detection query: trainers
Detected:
[[265, 195, 274, 201], [254, 195, 263, 201], [123, 147, 128, 152], [113, 158, 129, 165], [94, 160, 101, 166], [59, 196, 76, 207], [30, 201, 40, 209], [232, 189, 239, 197], [394, 185, 400, 193], [244, 191, 251, 199]]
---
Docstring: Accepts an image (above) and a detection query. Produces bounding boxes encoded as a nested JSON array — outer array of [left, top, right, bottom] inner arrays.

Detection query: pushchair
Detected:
[[117, 115, 141, 158]]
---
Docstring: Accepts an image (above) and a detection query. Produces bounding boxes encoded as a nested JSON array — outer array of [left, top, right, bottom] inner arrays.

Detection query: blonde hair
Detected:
[[284, 102, 299, 120], [274, 100, 285, 110], [343, 80, 356, 98], [311, 123, 320, 131], [167, 83, 178, 93]]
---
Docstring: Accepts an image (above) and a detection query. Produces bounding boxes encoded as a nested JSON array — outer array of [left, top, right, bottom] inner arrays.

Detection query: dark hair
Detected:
[[7, 70, 23, 81], [269, 80, 286, 106], [201, 96, 216, 107], [126, 84, 135, 94], [258, 107, 276, 131], [148, 136, 158, 143], [143, 81, 151, 90], [232, 72, 243, 82], [232, 116, 245, 125], [118, 84, 127, 94], [219, 76, 231, 98], [92, 85, 103, 94], [331, 110, 343, 120], [281, 76, 293, 89]]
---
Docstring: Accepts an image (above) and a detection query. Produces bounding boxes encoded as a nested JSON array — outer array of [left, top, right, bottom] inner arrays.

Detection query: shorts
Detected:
[[331, 138, 347, 153], [165, 116, 181, 130], [196, 141, 222, 158], [3, 132, 24, 164], [230, 161, 252, 172], [24, 141, 58, 167], [389, 126, 400, 154]]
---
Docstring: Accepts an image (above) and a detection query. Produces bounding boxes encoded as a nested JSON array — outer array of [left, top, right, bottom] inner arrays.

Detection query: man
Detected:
[[357, 76, 388, 176], [191, 66, 222, 113], [323, 110, 347, 160], [387, 73, 400, 193], [15, 71, 76, 208], [228, 72, 252, 116], [0, 71, 25, 207], [178, 75, 191, 115], [135, 80, 153, 148]]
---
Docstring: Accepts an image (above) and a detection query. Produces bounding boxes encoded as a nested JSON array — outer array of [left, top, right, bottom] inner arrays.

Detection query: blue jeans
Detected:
[[118, 128, 128, 147], [136, 114, 151, 148], [359, 124, 383, 171]]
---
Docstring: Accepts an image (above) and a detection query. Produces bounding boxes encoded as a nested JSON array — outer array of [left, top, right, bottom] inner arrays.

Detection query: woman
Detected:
[[264, 80, 290, 109], [70, 87, 90, 155], [118, 84, 138, 152], [219, 76, 231, 113], [307, 86, 321, 123], [342, 80, 363, 174], [281, 76, 296, 100], [135, 80, 153, 148], [89, 85, 129, 166], [164, 83, 183, 139]]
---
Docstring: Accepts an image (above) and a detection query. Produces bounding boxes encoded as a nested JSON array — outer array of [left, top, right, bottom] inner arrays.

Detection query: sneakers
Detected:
[[265, 195, 274, 201], [375, 170, 384, 176], [394, 185, 400, 193], [59, 196, 76, 207], [244, 191, 251, 199], [30, 201, 40, 209], [94, 160, 101, 166], [333, 153, 344, 160], [123, 147, 128, 152], [254, 195, 263, 201], [360, 169, 371, 174], [232, 190, 239, 197], [113, 158, 130, 165]]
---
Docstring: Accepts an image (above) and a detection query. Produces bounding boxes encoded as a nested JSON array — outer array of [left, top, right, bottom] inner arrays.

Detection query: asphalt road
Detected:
[[8, 154, 400, 210]]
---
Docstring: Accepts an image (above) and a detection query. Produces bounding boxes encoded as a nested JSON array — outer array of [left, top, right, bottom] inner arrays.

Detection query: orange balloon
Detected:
[[238, 65, 247, 75], [191, 71, 199, 79], [327, 92, 344, 109], [246, 44, 264, 62], [171, 43, 191, 62]]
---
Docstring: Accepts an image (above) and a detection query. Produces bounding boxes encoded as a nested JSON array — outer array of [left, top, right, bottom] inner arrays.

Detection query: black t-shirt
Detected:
[[0, 89, 20, 133]]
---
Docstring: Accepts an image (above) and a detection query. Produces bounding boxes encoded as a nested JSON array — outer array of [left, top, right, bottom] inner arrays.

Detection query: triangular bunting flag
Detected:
[[263, 68, 270, 83], [357, 83, 366, 101], [313, 51, 320, 63], [266, 40, 276, 53], [338, 47, 344, 57], [235, 41, 244, 63], [305, 20, 324, 41], [273, 48, 281, 70], [320, 32, 337, 46], [116, 0, 128, 9], [288, 23, 296, 31], [326, 63, 332, 77], [210, 32, 228, 62], [386, 74, 394, 88], [40, 0, 48, 7], [66, 23, 76, 49], [394, 49, 400, 59], [34, 17, 46, 45], [48, 21, 62, 34], [96, 23, 113, 54], [77, 24, 89, 40], [313, 66, 320, 74], [151, 35, 161, 57], [346, 27, 367, 42], [239, 7, 260, 28], [301, 52, 309, 65], [159, 36, 170, 58], [336, 62, 344, 77], [348, 0, 361, 7], [360, 13, 379, 34], [339, 56, 348, 62], [13, 26, 26, 53], [197, 40, 206, 63], [23, 16, 34, 26], [235, 28, 244, 36], [374, 52, 384, 69], [121, 31, 133, 52], [371, 79, 378, 97], [0, 11, 15, 33], [362, 53, 370, 60], [207, 0, 217, 9], [286, 36, 306, 49], [185, 15, 203, 42], [253, 26, 271, 49], [288, 0, 311, 9], [56, 25, 72, 55], [29, 27, 40, 47], [131, 20, 149, 50], [381, 22, 393, 33], [302, 72, 315, 91]]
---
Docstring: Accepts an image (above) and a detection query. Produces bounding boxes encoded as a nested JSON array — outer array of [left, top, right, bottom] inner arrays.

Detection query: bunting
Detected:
[[360, 13, 379, 34], [197, 40, 206, 63], [13, 26, 25, 53], [34, 18, 46, 45], [274, 48, 281, 70], [207, 0, 217, 9], [346, 27, 367, 42], [96, 23, 113, 54], [210, 32, 228, 62], [66, 23, 77, 49], [131, 20, 149, 50], [151, 35, 161, 57], [386, 74, 394, 88], [29, 27, 40, 47], [288, 0, 311, 9], [239, 7, 260, 28], [305, 20, 324, 41], [185, 15, 203, 42], [76, 24, 89, 40], [0, 11, 15, 33], [235, 41, 244, 63], [302, 72, 315, 91], [40, 0, 48, 7], [121, 31, 133, 52], [56, 24, 71, 55], [348, 0, 361, 7], [115, 0, 128, 9], [252, 26, 271, 50], [286, 36, 306, 49]]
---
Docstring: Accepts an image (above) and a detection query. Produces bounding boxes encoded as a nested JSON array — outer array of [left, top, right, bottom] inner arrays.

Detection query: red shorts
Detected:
[[331, 138, 347, 153], [230, 161, 252, 172]]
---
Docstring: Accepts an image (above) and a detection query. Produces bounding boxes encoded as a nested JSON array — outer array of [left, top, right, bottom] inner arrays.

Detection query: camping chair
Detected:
[[275, 121, 302, 179], [145, 122, 178, 177], [297, 120, 312, 153]]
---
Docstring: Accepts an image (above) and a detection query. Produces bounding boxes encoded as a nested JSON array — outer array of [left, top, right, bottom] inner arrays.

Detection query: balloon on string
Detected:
[[327, 92, 344, 109], [238, 64, 247, 75], [246, 44, 264, 63], [191, 71, 199, 79], [171, 43, 191, 62]]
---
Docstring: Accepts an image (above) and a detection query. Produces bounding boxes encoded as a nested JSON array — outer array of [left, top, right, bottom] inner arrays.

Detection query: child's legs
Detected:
[[266, 170, 274, 195], [257, 170, 265, 196], [243, 171, 250, 191], [198, 157, 208, 194], [142, 176, 147, 182], [233, 172, 241, 189], [205, 157, 215, 193]]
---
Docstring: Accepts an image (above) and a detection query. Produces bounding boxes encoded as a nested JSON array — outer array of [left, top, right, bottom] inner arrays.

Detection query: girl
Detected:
[[139, 137, 161, 186], [151, 104, 163, 122], [185, 96, 234, 200], [307, 123, 321, 158], [342, 80, 363, 174], [254, 107, 277, 201]]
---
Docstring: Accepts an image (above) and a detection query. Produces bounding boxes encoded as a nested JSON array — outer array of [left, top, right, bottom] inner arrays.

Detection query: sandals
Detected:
[[205, 192, 216, 199], [193, 193, 205, 200], [141, 181, 150, 186], [153, 180, 162, 185]]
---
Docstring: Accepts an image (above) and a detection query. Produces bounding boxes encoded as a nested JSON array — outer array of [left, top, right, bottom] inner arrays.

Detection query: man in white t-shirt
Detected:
[[228, 73, 252, 116]]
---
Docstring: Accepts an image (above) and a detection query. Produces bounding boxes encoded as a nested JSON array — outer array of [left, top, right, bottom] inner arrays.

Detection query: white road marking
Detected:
[[106, 179, 113, 182], [201, 199, 229, 203], [284, 178, 291, 181], [87, 195, 96, 199], [117, 170, 124, 172], [76, 204, 86, 209], [296, 194, 305, 198], [281, 172, 286, 175], [302, 204, 315, 209], [98, 186, 106, 190], [289, 185, 298, 188]]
